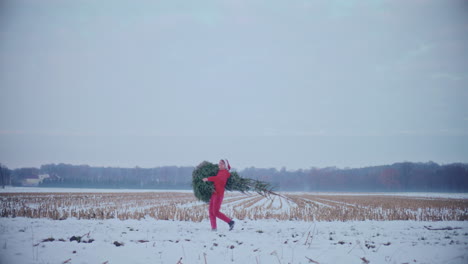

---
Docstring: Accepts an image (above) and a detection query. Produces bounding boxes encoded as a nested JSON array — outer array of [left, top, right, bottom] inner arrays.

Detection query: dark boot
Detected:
[[228, 220, 235, 231]]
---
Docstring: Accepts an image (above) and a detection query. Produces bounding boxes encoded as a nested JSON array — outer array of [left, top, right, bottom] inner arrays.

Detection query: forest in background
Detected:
[[1, 161, 467, 192]]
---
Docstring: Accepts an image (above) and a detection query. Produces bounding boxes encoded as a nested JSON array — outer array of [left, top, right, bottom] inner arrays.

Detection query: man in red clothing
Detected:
[[202, 159, 235, 231]]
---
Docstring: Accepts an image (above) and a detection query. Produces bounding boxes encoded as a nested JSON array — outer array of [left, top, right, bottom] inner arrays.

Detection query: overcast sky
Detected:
[[1, 0, 467, 170]]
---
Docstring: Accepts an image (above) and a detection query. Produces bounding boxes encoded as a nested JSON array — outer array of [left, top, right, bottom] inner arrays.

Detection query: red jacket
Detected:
[[207, 169, 230, 195]]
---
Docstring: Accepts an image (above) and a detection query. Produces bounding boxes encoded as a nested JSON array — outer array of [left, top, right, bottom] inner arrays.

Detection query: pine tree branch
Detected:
[[192, 161, 282, 202]]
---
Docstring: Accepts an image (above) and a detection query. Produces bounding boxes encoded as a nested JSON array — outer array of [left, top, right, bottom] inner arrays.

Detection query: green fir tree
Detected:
[[192, 161, 276, 203]]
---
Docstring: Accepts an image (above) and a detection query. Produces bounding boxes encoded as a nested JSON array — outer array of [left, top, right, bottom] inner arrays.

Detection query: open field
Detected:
[[1, 190, 467, 263], [1, 191, 467, 222]]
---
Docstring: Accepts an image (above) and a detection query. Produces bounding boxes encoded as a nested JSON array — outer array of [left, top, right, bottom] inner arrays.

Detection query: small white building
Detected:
[[22, 174, 50, 186]]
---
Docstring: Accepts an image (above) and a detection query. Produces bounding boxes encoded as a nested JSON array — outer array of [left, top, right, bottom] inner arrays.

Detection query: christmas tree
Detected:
[[192, 161, 277, 203]]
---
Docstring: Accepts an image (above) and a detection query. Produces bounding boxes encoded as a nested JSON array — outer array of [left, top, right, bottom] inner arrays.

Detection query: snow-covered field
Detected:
[[2, 187, 468, 199], [0, 186, 194, 194], [1, 188, 467, 264], [1, 218, 467, 264]]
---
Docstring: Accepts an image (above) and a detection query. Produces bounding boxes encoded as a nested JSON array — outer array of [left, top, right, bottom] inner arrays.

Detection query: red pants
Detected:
[[209, 193, 231, 229]]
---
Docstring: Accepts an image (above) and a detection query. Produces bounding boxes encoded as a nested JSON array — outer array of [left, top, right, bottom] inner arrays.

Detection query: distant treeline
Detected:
[[1, 162, 467, 192]]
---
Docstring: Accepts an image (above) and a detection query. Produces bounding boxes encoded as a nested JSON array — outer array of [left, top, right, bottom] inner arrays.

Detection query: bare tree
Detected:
[[0, 163, 4, 189]]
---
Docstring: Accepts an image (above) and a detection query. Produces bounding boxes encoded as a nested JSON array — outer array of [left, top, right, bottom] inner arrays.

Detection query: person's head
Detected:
[[219, 159, 231, 170], [219, 160, 227, 170]]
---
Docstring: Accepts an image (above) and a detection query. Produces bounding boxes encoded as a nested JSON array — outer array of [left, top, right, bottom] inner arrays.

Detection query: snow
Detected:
[[1, 217, 467, 264], [296, 192, 468, 200], [0, 186, 193, 194], [1, 188, 467, 263], [2, 187, 468, 199]]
